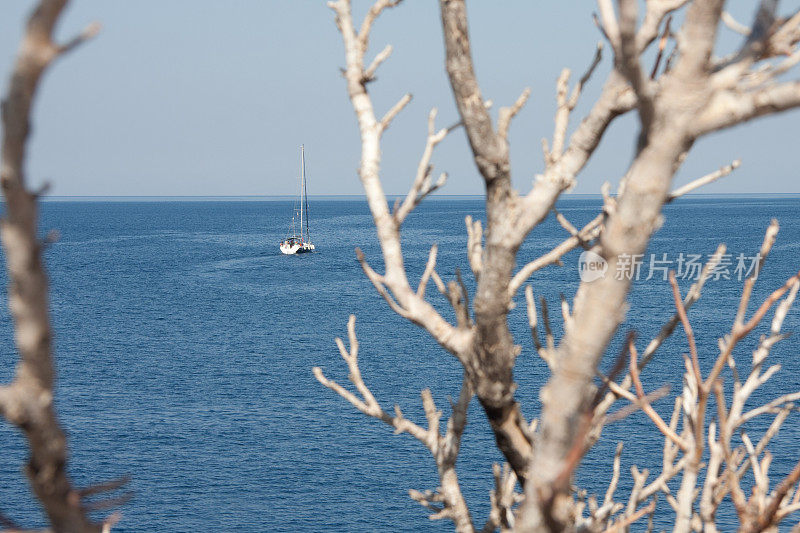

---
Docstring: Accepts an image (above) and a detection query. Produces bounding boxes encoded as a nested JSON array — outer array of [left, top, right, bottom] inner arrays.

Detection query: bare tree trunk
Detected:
[[440, 0, 536, 483]]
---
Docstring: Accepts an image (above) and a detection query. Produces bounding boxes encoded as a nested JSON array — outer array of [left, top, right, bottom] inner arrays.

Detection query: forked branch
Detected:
[[394, 109, 459, 224], [315, 315, 475, 532], [329, 0, 472, 359]]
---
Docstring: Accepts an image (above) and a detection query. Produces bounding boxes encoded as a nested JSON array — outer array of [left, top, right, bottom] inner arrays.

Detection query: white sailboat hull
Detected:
[[280, 241, 315, 255]]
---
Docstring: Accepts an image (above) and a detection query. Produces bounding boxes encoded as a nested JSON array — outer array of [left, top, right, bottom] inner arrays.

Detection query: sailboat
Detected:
[[279, 145, 316, 255]]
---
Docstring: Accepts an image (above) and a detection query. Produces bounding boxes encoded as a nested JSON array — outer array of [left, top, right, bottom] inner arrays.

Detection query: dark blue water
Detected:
[[0, 198, 798, 531]]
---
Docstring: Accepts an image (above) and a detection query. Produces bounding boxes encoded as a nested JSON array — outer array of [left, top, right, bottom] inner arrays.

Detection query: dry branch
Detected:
[[628, 340, 688, 451], [722, 11, 751, 36], [498, 88, 531, 143], [0, 1, 113, 531], [315, 315, 474, 532], [394, 109, 456, 224], [328, 0, 472, 360], [667, 160, 741, 200], [509, 213, 604, 297]]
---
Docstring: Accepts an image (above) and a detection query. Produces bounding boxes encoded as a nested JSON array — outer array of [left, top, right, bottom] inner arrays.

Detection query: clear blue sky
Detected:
[[0, 1, 798, 196]]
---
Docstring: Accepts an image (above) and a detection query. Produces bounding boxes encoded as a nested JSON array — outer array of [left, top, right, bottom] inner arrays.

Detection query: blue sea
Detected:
[[0, 197, 798, 531]]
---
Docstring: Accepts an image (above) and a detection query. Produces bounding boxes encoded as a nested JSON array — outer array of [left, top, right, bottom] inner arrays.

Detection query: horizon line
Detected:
[[37, 192, 800, 201]]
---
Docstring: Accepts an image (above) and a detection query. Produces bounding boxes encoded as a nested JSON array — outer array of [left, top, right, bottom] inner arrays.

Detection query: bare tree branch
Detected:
[[0, 1, 108, 531], [394, 108, 456, 224], [617, 0, 655, 128], [380, 92, 412, 132], [315, 315, 475, 532], [667, 159, 740, 200], [364, 44, 392, 82], [509, 213, 604, 297], [328, 0, 472, 360], [628, 340, 689, 451], [693, 80, 800, 135], [497, 88, 531, 143]]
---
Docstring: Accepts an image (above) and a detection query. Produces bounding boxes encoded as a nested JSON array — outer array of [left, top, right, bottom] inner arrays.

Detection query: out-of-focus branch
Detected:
[[596, 0, 621, 52], [650, 16, 672, 79], [364, 44, 392, 82], [498, 88, 531, 143], [721, 11, 751, 36], [667, 160, 740, 200], [521, 2, 735, 529], [543, 44, 603, 167], [628, 341, 688, 451], [465, 215, 483, 279], [481, 463, 519, 533], [380, 92, 412, 132], [525, 286, 551, 369], [714, 273, 800, 532], [668, 273, 701, 386], [617, 0, 655, 128], [519, 67, 634, 240], [0, 1, 110, 531], [526, 41, 620, 247], [602, 499, 656, 532], [636, 0, 689, 57], [695, 2, 800, 132], [589, 245, 724, 449], [693, 80, 800, 135], [358, 0, 402, 49], [417, 244, 439, 298], [509, 213, 604, 297], [530, 240, 724, 531], [513, 154, 733, 303]]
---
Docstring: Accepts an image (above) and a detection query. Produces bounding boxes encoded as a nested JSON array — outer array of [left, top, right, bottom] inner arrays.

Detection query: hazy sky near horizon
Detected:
[[1, 1, 799, 196]]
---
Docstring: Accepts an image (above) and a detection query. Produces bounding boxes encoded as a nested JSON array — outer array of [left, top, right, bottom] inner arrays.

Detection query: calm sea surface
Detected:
[[0, 197, 798, 531]]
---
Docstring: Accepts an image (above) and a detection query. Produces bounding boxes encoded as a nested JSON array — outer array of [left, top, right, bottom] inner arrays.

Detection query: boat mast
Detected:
[[303, 148, 310, 242], [299, 145, 304, 241]]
